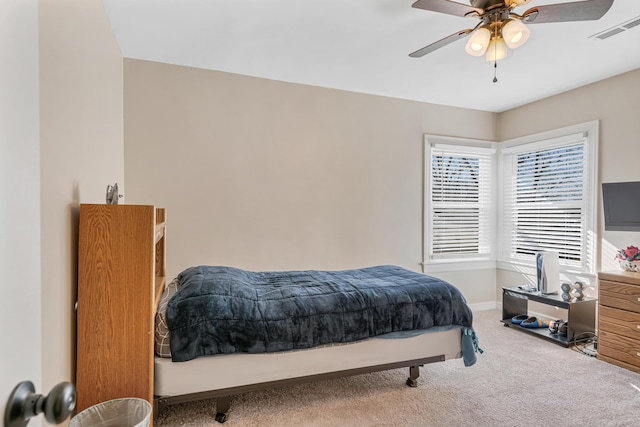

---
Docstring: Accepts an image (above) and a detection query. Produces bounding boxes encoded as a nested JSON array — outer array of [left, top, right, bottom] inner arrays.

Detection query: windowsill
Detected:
[[422, 259, 496, 274], [421, 259, 597, 281]]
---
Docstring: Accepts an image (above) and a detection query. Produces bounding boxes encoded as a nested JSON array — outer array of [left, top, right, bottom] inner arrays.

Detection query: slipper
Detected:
[[558, 321, 568, 336], [521, 316, 550, 328], [548, 319, 564, 333], [511, 314, 529, 324]]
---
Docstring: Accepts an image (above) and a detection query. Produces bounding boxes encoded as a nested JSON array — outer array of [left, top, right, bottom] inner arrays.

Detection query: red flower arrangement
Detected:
[[616, 246, 640, 272], [615, 245, 640, 261]]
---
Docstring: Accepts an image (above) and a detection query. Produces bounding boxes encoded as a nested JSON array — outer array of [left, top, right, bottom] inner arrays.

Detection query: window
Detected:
[[500, 122, 598, 274], [424, 136, 495, 268]]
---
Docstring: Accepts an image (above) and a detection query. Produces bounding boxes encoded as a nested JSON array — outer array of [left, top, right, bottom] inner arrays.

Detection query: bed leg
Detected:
[[154, 397, 168, 420], [406, 365, 420, 387], [215, 396, 231, 423]]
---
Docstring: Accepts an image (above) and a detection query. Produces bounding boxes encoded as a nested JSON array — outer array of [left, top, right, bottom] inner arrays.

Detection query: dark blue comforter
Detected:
[[167, 265, 476, 363]]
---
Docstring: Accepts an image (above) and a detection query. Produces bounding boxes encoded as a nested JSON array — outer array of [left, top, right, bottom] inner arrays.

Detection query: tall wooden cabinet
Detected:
[[598, 270, 640, 374], [76, 204, 166, 413]]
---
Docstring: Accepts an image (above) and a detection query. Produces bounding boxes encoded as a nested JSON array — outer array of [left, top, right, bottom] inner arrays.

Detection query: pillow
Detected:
[[154, 278, 179, 358]]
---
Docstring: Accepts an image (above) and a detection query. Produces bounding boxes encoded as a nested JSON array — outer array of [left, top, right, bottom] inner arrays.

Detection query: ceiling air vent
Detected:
[[623, 17, 640, 30], [589, 15, 640, 40], [593, 28, 625, 40]]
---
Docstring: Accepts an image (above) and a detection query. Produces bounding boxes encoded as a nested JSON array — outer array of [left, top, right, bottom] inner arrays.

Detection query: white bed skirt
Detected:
[[154, 326, 463, 398]]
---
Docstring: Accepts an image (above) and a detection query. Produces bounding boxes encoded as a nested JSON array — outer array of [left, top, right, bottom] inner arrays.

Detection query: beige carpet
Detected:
[[155, 309, 640, 426]]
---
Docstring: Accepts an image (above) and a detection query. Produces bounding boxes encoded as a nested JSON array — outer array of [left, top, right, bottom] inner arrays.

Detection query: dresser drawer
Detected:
[[599, 280, 640, 313], [598, 330, 640, 369], [599, 305, 640, 341]]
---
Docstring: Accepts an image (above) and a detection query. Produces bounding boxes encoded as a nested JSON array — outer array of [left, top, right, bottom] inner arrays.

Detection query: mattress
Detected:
[[154, 325, 463, 397]]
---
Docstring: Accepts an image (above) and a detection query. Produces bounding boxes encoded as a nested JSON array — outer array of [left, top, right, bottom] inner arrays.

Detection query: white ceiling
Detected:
[[101, 0, 640, 112]]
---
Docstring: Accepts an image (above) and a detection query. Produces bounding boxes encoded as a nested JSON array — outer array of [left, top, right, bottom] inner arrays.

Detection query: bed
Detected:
[[152, 265, 481, 423]]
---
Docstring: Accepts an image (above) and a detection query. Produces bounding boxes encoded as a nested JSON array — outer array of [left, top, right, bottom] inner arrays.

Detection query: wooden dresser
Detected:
[[76, 204, 166, 413], [597, 270, 640, 373]]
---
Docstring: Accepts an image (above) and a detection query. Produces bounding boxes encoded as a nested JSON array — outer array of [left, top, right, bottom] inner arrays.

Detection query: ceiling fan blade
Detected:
[[522, 0, 613, 24], [411, 0, 482, 18], [409, 29, 473, 58]]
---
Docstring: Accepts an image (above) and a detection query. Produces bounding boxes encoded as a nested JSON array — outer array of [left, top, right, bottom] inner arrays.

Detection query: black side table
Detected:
[[501, 286, 597, 347]]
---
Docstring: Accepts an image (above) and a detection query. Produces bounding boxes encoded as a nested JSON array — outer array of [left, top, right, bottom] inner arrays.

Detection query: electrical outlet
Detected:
[[583, 345, 597, 357]]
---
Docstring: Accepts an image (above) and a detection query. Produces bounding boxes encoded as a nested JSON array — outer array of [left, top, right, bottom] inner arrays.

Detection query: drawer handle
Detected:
[[637, 352, 640, 358]]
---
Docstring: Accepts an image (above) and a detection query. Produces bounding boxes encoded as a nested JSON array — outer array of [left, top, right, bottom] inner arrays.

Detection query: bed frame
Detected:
[[154, 326, 464, 423], [76, 206, 471, 423]]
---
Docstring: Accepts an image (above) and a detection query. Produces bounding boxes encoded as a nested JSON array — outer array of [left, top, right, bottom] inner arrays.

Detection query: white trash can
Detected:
[[69, 398, 152, 427]]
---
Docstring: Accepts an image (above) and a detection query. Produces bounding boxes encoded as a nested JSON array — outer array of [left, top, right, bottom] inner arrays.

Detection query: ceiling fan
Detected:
[[409, 0, 614, 79]]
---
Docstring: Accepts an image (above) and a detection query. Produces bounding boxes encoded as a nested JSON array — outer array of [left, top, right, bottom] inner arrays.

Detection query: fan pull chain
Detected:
[[493, 59, 498, 83]]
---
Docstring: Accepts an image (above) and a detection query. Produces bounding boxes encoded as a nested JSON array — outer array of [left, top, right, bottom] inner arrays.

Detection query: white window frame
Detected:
[[423, 135, 497, 273], [497, 121, 599, 276]]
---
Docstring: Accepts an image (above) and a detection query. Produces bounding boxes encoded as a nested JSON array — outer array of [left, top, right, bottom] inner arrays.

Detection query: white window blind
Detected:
[[501, 128, 597, 273], [428, 145, 493, 261]]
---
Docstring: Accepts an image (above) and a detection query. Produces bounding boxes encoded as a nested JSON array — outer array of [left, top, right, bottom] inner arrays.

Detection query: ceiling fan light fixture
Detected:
[[502, 19, 531, 49], [485, 37, 508, 62], [464, 27, 491, 56]]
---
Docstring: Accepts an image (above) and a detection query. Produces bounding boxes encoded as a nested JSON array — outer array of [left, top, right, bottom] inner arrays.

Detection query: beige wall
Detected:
[[1, 0, 41, 413], [39, 0, 124, 390], [497, 68, 640, 290], [123, 59, 497, 305]]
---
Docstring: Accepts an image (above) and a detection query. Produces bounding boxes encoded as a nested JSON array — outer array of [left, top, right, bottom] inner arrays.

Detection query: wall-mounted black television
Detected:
[[602, 181, 640, 232]]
